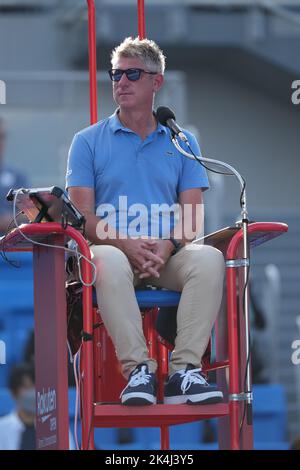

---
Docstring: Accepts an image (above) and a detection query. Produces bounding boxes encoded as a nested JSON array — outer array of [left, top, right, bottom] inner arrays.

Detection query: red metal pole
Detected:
[[137, 0, 146, 39], [77, 234, 95, 449], [160, 426, 170, 450], [225, 222, 288, 449], [157, 340, 168, 402], [87, 0, 98, 124], [226, 267, 241, 450]]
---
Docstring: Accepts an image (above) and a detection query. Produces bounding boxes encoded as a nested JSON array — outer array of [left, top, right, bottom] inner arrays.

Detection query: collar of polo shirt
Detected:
[[109, 109, 167, 135]]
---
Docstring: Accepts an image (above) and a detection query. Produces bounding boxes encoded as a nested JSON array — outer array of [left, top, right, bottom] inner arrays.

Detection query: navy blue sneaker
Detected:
[[120, 363, 157, 406], [164, 364, 223, 405]]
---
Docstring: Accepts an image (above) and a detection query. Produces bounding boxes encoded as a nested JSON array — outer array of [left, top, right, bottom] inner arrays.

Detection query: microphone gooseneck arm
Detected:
[[172, 137, 247, 217], [172, 134, 252, 428]]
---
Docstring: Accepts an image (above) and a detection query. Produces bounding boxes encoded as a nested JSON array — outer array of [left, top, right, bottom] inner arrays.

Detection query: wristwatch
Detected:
[[165, 237, 183, 255]]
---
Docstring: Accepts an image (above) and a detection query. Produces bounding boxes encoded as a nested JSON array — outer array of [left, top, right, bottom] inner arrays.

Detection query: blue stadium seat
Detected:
[[0, 252, 34, 322], [200, 385, 288, 447], [5, 312, 34, 333], [0, 367, 9, 388], [253, 384, 287, 442], [129, 422, 204, 449], [169, 421, 204, 444], [148, 440, 219, 450], [254, 441, 290, 450], [134, 426, 160, 445], [98, 442, 145, 450], [12, 329, 31, 363], [0, 329, 31, 385], [0, 252, 33, 278], [0, 282, 33, 314], [0, 332, 13, 364], [68, 387, 77, 419], [0, 388, 14, 416], [94, 428, 127, 448], [201, 385, 289, 449]]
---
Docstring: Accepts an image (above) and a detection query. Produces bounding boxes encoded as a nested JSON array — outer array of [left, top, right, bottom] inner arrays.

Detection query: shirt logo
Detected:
[[166, 151, 174, 156]]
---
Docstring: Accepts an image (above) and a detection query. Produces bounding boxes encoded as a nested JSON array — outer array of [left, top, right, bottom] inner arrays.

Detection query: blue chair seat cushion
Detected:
[[92, 287, 180, 308]]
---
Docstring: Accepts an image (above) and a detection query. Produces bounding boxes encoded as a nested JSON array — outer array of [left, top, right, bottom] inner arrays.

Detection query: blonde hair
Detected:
[[111, 37, 166, 74]]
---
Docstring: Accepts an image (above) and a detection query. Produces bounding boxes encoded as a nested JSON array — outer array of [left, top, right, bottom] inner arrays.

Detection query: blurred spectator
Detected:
[[0, 117, 27, 235], [290, 437, 300, 450], [0, 363, 35, 450], [0, 362, 75, 450]]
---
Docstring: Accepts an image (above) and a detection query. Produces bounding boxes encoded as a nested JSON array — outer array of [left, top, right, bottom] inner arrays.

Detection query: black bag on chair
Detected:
[[155, 306, 177, 347]]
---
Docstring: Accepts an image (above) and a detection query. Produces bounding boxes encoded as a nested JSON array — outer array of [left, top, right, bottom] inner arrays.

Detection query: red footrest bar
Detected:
[[93, 403, 229, 428]]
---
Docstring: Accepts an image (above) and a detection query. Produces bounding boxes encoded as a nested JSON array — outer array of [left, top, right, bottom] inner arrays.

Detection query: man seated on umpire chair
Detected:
[[66, 37, 225, 406]]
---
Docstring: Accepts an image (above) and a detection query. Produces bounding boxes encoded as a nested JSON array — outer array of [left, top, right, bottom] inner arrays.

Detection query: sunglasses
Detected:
[[108, 68, 157, 82]]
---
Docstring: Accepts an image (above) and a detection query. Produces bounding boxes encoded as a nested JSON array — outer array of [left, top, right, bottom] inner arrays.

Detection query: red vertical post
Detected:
[[160, 426, 170, 450], [33, 236, 69, 450], [157, 341, 168, 402], [226, 267, 241, 450], [158, 333, 170, 449], [142, 309, 157, 360], [87, 0, 98, 124], [65, 228, 95, 450], [80, 251, 95, 449], [137, 0, 146, 39]]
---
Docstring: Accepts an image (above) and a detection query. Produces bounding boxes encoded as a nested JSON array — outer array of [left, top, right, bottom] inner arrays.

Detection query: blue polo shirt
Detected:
[[66, 111, 209, 237]]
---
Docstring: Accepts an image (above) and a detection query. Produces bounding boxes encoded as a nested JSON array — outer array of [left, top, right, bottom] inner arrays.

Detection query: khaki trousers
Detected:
[[90, 243, 225, 379]]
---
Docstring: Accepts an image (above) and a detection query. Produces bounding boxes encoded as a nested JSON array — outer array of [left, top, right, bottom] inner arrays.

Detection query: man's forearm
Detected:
[[84, 213, 125, 250], [170, 222, 196, 247], [169, 190, 205, 247], [171, 207, 204, 246]]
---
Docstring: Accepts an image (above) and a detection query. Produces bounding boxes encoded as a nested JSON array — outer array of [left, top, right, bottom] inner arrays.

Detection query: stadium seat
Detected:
[[0, 388, 14, 416], [0, 368, 9, 388], [254, 441, 290, 450], [0, 252, 33, 272], [253, 384, 287, 442], [0, 283, 33, 314], [12, 329, 31, 363], [148, 440, 219, 450], [0, 332, 13, 364], [6, 312, 34, 332], [144, 422, 205, 450], [0, 253, 34, 326]]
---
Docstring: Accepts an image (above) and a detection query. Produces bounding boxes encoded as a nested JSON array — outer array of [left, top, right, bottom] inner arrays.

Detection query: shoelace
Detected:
[[180, 368, 208, 394], [120, 365, 152, 397]]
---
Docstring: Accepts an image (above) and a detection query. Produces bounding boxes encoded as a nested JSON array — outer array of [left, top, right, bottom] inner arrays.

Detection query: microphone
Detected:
[[156, 106, 189, 143]]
